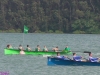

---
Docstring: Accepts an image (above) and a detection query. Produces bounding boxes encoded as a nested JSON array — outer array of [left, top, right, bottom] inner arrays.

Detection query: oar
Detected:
[[83, 51, 91, 53], [50, 50, 91, 54], [72, 51, 91, 53]]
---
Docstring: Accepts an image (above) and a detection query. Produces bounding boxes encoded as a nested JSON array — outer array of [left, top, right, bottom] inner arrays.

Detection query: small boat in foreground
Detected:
[[4, 48, 72, 55], [47, 57, 100, 66]]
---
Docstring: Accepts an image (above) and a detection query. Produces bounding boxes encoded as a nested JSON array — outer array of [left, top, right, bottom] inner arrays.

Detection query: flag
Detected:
[[24, 25, 29, 33]]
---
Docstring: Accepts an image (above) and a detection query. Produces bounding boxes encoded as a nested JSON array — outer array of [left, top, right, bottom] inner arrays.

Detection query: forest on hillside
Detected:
[[0, 0, 100, 33]]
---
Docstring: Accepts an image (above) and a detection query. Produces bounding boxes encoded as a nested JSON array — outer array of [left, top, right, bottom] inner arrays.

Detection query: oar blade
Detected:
[[83, 51, 91, 53]]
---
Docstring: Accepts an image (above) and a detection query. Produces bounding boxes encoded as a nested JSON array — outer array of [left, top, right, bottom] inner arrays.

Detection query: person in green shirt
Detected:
[[64, 45, 71, 52]]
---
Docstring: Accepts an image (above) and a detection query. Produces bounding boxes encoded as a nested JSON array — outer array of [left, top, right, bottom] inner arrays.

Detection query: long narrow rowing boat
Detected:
[[4, 48, 72, 55], [47, 57, 100, 66]]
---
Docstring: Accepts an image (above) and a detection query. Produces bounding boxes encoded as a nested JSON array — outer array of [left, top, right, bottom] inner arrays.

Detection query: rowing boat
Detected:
[[47, 57, 100, 66], [4, 48, 72, 55]]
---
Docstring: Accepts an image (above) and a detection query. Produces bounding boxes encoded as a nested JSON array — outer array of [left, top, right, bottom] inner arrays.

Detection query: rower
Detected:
[[43, 46, 48, 51], [35, 45, 41, 51], [89, 53, 100, 62], [73, 53, 82, 61], [64, 45, 71, 51], [73, 53, 86, 61], [18, 45, 23, 50], [56, 52, 62, 58], [6, 44, 13, 49], [52, 46, 59, 52], [26, 45, 31, 51], [56, 52, 70, 60]]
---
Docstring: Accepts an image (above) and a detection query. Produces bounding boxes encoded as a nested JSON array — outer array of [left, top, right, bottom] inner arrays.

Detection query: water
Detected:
[[0, 33, 100, 75]]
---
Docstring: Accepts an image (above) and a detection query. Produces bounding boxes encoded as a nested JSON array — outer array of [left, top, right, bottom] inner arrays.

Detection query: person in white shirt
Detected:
[[56, 52, 69, 60], [73, 53, 82, 61], [89, 53, 100, 62]]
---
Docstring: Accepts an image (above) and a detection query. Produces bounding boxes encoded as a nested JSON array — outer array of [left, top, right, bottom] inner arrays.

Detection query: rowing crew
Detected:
[[18, 45, 49, 52], [56, 52, 100, 62], [6, 44, 71, 52], [19, 45, 70, 52]]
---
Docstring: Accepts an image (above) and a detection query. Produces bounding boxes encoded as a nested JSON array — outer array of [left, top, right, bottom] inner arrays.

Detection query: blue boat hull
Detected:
[[47, 57, 100, 66]]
